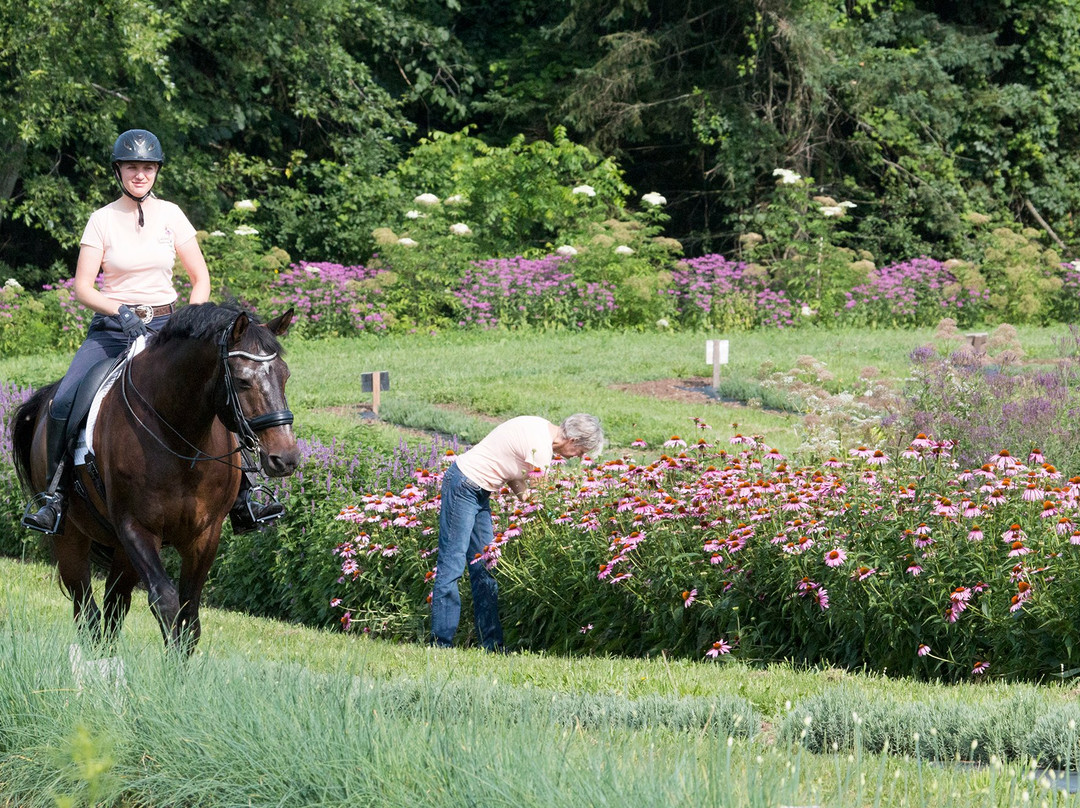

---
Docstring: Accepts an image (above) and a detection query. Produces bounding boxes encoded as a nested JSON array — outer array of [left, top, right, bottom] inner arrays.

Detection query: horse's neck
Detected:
[[133, 345, 221, 427]]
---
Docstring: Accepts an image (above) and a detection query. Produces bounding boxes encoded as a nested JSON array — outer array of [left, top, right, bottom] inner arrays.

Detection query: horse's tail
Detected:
[[11, 383, 59, 492]]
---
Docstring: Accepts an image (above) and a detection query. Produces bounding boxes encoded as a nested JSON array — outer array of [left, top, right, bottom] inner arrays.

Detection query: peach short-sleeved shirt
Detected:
[[454, 416, 555, 492], [80, 197, 197, 306]]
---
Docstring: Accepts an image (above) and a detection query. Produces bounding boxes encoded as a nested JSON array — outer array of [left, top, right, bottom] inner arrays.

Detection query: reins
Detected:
[[118, 314, 293, 468]]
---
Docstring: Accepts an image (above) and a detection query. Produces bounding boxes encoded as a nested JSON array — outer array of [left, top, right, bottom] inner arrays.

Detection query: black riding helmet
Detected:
[[111, 129, 164, 227]]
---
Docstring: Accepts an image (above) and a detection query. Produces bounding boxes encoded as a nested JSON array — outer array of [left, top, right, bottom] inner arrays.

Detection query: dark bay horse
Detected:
[[12, 303, 299, 652]]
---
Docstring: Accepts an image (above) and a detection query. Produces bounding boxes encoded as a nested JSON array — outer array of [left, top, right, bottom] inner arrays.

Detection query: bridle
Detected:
[[218, 324, 294, 455], [120, 315, 294, 467]]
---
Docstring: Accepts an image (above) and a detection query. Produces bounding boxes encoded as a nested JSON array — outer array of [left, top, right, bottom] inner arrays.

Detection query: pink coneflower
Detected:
[[972, 661, 990, 675], [852, 566, 877, 581], [824, 547, 847, 567], [1002, 524, 1027, 542], [1022, 484, 1044, 502], [706, 639, 732, 658], [610, 572, 633, 583], [967, 526, 984, 542], [907, 563, 923, 576], [1007, 540, 1032, 557], [330, 597, 343, 608], [630, 438, 648, 449], [917, 643, 931, 657], [849, 445, 874, 459], [1071, 530, 1080, 546], [812, 587, 830, 610], [1039, 500, 1058, 518], [867, 449, 890, 466], [682, 588, 698, 607], [580, 623, 593, 634], [988, 449, 1019, 472], [664, 436, 687, 448], [692, 417, 712, 430], [911, 433, 934, 449], [1029, 448, 1045, 464], [823, 457, 845, 468], [340, 611, 352, 631], [1009, 581, 1033, 613]]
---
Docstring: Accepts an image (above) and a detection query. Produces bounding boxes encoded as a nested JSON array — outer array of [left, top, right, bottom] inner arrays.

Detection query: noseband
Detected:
[[219, 322, 294, 455]]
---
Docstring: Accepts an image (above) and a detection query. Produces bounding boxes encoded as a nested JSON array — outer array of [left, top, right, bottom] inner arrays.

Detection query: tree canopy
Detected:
[[5, 0, 1080, 281]]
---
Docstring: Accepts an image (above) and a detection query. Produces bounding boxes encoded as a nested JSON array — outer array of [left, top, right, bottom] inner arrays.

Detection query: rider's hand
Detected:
[[115, 304, 148, 339]]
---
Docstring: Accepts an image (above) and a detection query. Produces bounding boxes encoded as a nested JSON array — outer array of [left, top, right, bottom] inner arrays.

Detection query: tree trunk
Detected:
[[0, 139, 27, 232]]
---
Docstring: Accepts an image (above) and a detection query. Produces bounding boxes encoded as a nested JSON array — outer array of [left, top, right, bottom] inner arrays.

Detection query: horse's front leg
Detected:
[[115, 519, 182, 651], [176, 530, 222, 654]]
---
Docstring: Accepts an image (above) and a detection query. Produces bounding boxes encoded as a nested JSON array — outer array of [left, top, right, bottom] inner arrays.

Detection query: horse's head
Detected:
[[221, 309, 300, 478]]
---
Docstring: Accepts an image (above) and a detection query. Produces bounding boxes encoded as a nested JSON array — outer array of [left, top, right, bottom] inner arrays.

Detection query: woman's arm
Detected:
[[176, 237, 211, 304], [72, 245, 121, 316]]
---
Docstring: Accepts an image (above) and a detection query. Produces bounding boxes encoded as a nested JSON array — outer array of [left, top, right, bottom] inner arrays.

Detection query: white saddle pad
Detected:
[[73, 335, 147, 466]]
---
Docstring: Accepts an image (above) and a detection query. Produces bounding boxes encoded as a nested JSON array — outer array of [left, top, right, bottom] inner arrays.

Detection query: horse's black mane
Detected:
[[151, 302, 283, 355]]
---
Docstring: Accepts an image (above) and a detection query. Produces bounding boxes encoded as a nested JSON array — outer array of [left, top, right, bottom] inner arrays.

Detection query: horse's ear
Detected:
[[267, 308, 294, 337], [229, 312, 250, 345]]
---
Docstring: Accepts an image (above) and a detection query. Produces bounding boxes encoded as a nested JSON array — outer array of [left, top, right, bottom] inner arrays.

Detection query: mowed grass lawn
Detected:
[[3, 323, 1071, 455]]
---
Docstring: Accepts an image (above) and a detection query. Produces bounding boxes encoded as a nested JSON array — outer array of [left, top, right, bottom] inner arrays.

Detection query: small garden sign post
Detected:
[[706, 339, 729, 392], [361, 371, 390, 416]]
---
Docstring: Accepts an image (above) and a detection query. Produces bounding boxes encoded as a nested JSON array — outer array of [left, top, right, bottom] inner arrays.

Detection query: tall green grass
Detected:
[[4, 558, 1080, 807]]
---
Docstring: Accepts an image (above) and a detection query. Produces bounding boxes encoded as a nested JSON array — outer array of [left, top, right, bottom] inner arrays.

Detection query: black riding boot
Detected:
[[21, 415, 70, 534], [229, 471, 285, 535]]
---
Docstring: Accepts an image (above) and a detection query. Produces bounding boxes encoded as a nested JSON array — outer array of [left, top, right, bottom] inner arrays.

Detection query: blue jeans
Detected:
[[431, 463, 504, 649]]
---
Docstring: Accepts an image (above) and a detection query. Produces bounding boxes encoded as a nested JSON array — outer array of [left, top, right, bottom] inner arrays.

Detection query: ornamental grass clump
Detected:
[[330, 426, 1080, 680]]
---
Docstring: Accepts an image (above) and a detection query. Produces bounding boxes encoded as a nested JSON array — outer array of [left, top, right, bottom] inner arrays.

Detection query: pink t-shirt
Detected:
[[454, 416, 555, 492], [80, 197, 197, 306]]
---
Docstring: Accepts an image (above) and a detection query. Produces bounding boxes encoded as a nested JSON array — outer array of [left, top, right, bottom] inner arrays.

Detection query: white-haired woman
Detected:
[[431, 413, 604, 651]]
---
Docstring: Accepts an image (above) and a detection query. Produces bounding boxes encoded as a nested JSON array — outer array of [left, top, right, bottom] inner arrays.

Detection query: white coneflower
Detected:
[[449, 223, 473, 236], [397, 237, 418, 247], [614, 245, 635, 255], [641, 192, 666, 206], [572, 184, 596, 196], [413, 193, 440, 206], [556, 245, 578, 256]]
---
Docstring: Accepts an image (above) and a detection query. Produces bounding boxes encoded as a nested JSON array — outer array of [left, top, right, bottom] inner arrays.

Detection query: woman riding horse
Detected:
[[22, 129, 281, 535], [13, 302, 299, 651]]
